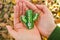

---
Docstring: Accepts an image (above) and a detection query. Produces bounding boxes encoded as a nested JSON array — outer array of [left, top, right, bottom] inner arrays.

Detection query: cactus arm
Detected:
[[20, 15, 27, 24], [33, 13, 39, 21]]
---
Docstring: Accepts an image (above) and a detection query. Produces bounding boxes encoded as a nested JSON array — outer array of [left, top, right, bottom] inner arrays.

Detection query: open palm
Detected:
[[23, 0, 56, 38], [6, 0, 41, 40]]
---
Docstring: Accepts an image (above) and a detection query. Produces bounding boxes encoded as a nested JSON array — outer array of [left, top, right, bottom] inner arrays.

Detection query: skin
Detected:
[[6, 0, 56, 40], [23, 0, 56, 38], [6, 0, 41, 40]]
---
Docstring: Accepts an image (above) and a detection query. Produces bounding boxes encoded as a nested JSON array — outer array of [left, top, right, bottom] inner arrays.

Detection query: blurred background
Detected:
[[0, 0, 60, 40]]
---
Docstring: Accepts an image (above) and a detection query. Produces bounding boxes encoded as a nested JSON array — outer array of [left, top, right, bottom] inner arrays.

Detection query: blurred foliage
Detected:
[[0, 0, 15, 40]]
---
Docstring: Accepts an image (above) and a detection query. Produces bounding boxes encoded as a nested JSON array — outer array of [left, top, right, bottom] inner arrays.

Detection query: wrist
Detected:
[[40, 23, 56, 38], [47, 24, 56, 38]]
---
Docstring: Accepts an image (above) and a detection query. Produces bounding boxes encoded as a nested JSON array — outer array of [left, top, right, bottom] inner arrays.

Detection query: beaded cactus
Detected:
[[20, 10, 39, 29]]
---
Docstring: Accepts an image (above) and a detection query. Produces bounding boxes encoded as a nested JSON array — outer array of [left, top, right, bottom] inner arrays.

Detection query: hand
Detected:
[[6, 0, 41, 40], [23, 0, 56, 38]]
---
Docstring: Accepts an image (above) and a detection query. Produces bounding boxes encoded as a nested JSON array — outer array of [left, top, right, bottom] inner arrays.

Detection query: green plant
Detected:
[[20, 10, 39, 29]]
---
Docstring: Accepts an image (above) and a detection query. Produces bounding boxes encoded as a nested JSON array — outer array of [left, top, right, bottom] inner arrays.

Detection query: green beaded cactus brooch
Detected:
[[20, 10, 39, 29]]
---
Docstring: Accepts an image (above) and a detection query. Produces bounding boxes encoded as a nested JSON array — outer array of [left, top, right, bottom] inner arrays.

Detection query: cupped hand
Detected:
[[23, 0, 56, 38], [6, 0, 41, 40]]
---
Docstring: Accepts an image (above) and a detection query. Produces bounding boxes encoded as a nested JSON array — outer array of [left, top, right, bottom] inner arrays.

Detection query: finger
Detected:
[[36, 5, 46, 12], [36, 5, 51, 13], [14, 5, 20, 25], [22, 1, 28, 15], [23, 0, 43, 15], [19, 1, 23, 15], [23, 0, 38, 11], [14, 5, 25, 29], [36, 5, 53, 17], [6, 25, 17, 37], [14, 23, 25, 29]]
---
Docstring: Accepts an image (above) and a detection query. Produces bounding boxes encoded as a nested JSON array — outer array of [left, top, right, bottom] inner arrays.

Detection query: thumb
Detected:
[[6, 25, 17, 36]]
